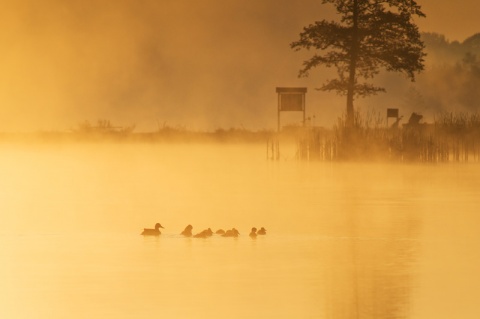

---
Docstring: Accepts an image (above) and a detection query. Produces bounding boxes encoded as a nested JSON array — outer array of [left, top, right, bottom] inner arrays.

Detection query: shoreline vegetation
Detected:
[[0, 121, 277, 144], [3, 113, 480, 163], [293, 111, 480, 163]]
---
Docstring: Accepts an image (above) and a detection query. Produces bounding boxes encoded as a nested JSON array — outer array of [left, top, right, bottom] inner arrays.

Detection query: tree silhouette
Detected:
[[291, 0, 426, 127]]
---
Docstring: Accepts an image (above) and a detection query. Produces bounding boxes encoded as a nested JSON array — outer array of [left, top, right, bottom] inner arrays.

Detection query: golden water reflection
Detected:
[[325, 211, 420, 319]]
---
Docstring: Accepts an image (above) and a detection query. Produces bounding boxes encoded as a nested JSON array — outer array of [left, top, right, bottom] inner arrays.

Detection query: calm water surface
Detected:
[[1, 143, 480, 318]]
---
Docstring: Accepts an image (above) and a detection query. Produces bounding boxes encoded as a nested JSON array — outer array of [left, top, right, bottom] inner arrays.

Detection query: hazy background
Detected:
[[0, 0, 478, 132]]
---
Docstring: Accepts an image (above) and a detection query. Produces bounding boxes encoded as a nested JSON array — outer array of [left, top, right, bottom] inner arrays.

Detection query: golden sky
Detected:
[[0, 0, 477, 131]]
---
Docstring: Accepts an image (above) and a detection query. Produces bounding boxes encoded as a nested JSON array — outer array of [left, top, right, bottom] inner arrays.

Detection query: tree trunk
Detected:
[[346, 81, 355, 127], [346, 0, 359, 128]]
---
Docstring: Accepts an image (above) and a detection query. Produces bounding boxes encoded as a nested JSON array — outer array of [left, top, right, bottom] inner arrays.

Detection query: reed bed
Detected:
[[295, 111, 480, 162]]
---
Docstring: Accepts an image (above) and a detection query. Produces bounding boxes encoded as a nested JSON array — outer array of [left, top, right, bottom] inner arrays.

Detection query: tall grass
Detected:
[[299, 111, 480, 162]]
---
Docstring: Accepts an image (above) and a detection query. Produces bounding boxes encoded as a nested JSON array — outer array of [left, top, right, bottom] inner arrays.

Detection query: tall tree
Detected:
[[291, 0, 426, 127]]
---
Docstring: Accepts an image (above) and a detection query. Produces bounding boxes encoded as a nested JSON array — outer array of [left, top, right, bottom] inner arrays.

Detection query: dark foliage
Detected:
[[291, 0, 426, 126]]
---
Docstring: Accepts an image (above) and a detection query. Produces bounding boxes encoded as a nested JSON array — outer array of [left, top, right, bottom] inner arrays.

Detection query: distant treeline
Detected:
[[0, 121, 276, 144], [404, 32, 480, 115]]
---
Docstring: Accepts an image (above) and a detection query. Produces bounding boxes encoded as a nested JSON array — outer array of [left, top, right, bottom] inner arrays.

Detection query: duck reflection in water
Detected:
[[141, 223, 164, 236], [181, 224, 193, 237]]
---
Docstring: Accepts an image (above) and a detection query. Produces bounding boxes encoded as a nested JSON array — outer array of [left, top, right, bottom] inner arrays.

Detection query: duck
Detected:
[[215, 229, 225, 235], [181, 224, 193, 237], [141, 223, 164, 236], [222, 228, 240, 237], [249, 227, 257, 238], [194, 228, 214, 238], [257, 227, 266, 235]]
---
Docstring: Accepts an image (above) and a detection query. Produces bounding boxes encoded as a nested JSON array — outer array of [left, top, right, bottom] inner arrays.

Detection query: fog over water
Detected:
[[1, 143, 480, 318], [2, 1, 480, 318]]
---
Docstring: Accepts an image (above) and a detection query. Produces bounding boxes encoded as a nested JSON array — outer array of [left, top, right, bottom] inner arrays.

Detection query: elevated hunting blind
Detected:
[[276, 87, 307, 132]]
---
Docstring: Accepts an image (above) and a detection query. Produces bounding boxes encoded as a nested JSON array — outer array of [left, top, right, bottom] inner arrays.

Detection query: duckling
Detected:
[[194, 228, 214, 238], [141, 223, 164, 236], [215, 229, 225, 235], [222, 228, 240, 237], [249, 227, 257, 238], [205, 228, 213, 237], [194, 232, 206, 238], [181, 224, 193, 237], [257, 227, 266, 235]]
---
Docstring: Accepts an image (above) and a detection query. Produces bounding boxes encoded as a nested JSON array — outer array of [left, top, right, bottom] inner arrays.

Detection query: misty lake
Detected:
[[1, 142, 480, 318]]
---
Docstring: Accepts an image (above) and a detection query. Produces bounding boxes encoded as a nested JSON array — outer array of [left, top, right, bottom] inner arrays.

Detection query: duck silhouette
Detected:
[[257, 227, 266, 235], [215, 229, 225, 235], [249, 227, 257, 238], [222, 228, 240, 237], [141, 223, 164, 236], [194, 228, 213, 238], [181, 224, 193, 237]]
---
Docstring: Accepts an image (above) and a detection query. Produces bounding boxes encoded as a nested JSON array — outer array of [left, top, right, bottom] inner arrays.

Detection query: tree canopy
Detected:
[[291, 0, 426, 126]]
